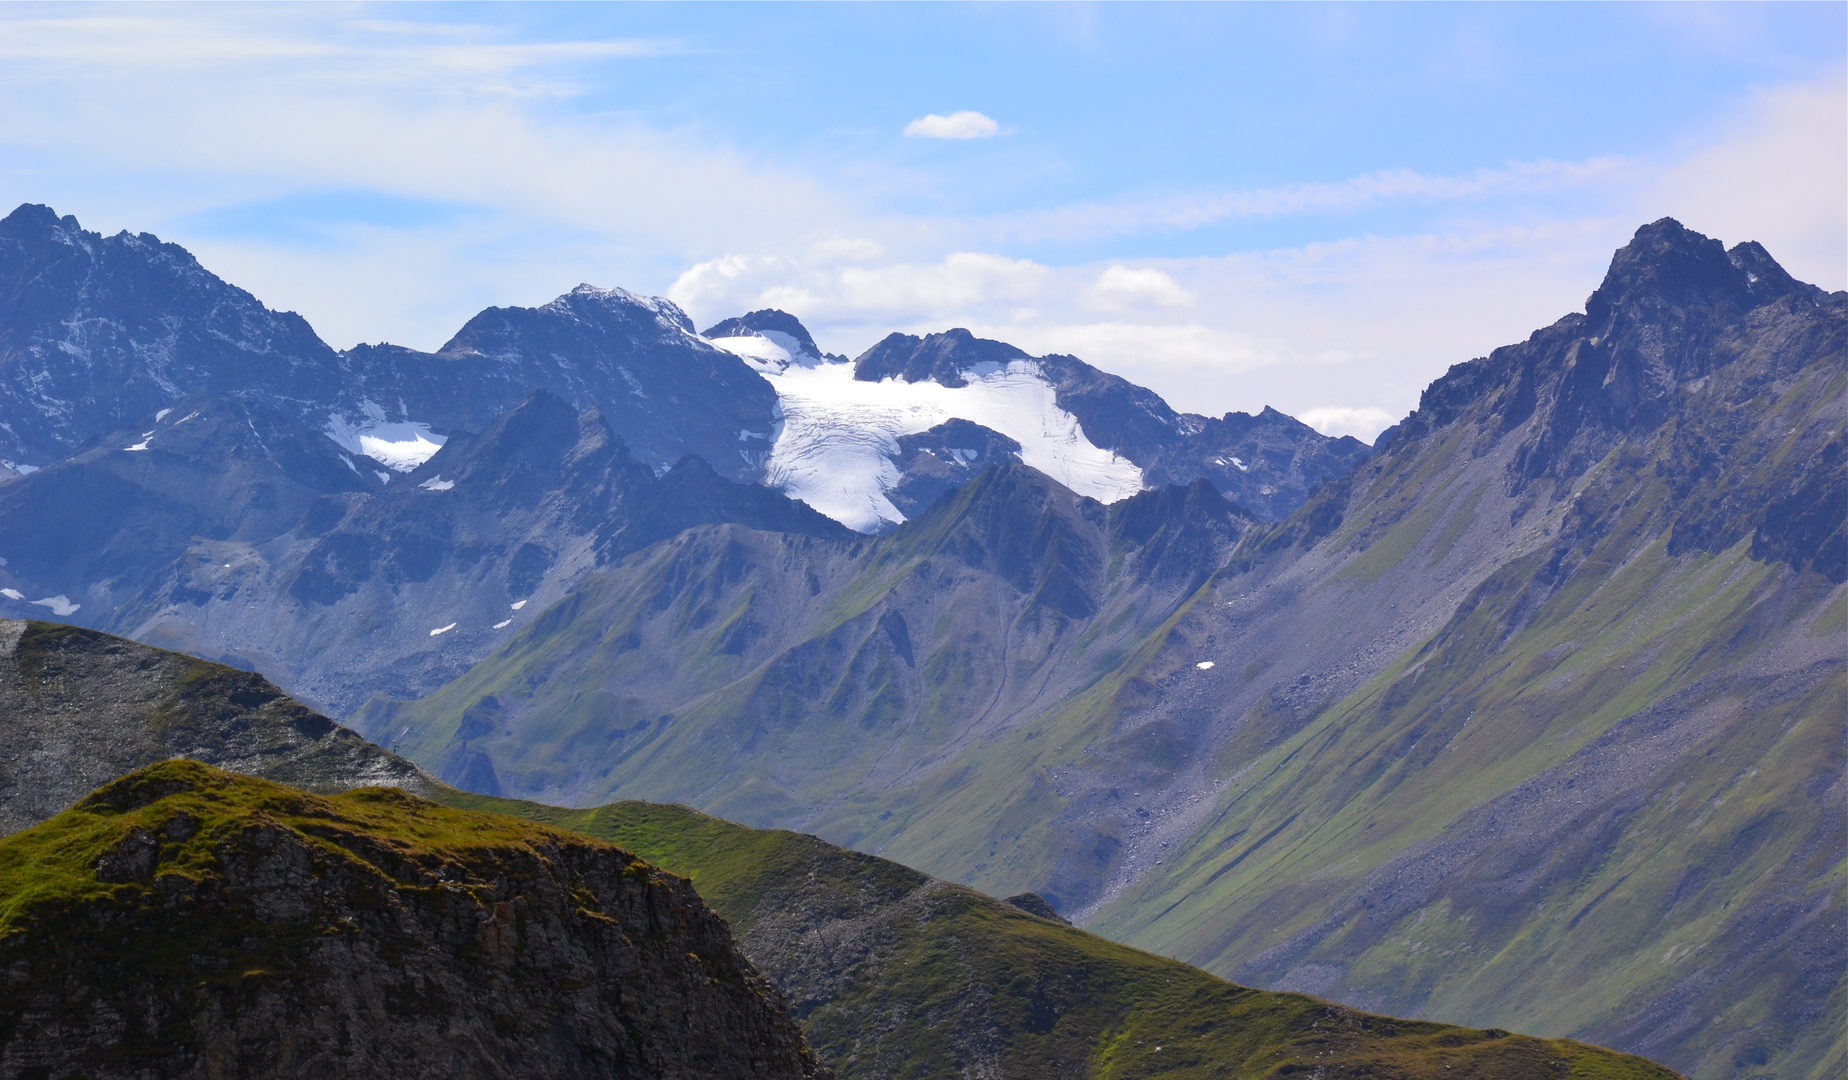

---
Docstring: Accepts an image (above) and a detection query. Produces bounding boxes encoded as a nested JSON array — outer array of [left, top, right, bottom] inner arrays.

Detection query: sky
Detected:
[[2, 3, 1842, 440]]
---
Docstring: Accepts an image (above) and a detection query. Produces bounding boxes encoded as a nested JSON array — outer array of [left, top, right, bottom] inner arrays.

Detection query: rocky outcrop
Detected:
[[0, 760, 829, 1079], [0, 619, 438, 836]]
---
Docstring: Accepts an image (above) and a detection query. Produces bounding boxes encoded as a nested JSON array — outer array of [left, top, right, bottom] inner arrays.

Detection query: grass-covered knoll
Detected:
[[0, 759, 826, 1079], [436, 788, 1678, 1080]]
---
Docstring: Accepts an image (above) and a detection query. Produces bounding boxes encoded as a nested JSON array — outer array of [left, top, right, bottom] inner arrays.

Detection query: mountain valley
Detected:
[[0, 201, 1842, 1079]]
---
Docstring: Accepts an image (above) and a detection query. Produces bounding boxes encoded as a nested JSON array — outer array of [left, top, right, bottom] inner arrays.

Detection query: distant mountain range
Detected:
[[0, 201, 1362, 713], [0, 202, 1841, 1079]]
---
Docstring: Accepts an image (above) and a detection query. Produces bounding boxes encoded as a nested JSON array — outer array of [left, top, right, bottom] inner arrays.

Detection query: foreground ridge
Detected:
[[0, 760, 829, 1079]]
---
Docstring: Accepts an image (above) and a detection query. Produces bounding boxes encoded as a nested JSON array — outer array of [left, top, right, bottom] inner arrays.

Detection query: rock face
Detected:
[[0, 619, 437, 836], [0, 204, 344, 471], [0, 760, 829, 1079]]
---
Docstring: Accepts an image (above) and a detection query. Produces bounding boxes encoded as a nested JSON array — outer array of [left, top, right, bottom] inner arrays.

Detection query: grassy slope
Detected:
[[1090, 428, 1846, 1080], [435, 788, 1678, 1080]]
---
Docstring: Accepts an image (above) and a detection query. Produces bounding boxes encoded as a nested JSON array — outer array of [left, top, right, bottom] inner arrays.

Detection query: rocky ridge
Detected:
[[0, 760, 828, 1079]]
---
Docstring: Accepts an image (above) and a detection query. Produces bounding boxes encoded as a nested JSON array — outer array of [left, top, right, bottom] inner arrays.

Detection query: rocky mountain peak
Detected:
[[703, 308, 824, 359], [1583, 217, 1809, 330], [853, 328, 1031, 387]]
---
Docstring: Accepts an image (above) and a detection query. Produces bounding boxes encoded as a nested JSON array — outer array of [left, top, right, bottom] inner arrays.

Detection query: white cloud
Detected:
[[980, 158, 1633, 244], [1295, 407, 1400, 442], [1089, 265, 1193, 308], [903, 110, 1002, 140], [1649, 73, 1846, 290]]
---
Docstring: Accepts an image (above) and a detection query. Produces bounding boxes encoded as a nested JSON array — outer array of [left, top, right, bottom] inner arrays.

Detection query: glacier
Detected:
[[708, 331, 1144, 532]]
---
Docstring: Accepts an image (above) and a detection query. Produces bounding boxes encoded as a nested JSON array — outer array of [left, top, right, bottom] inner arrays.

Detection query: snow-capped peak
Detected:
[[716, 340, 1143, 531], [705, 329, 827, 375]]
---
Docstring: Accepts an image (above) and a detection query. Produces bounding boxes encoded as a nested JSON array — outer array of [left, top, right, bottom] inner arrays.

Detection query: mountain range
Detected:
[[357, 220, 1845, 1080], [0, 202, 1361, 714], [0, 201, 1841, 1079]]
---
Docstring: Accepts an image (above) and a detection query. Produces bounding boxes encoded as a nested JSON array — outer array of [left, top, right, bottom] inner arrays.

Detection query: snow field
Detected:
[[708, 335, 1144, 532]]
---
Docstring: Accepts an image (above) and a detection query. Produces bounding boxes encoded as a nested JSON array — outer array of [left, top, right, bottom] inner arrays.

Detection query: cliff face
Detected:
[[0, 760, 829, 1080]]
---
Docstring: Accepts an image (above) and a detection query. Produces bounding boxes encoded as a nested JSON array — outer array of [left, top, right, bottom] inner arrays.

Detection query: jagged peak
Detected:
[[853, 328, 1031, 387], [545, 283, 697, 334], [1585, 218, 1803, 324]]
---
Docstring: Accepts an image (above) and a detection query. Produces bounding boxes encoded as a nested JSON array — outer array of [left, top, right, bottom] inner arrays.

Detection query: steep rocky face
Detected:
[[0, 204, 780, 486], [355, 464, 1254, 818], [0, 761, 828, 1079], [0, 204, 344, 470], [0, 388, 845, 715], [431, 285, 781, 480], [885, 418, 1025, 518], [0, 619, 437, 837]]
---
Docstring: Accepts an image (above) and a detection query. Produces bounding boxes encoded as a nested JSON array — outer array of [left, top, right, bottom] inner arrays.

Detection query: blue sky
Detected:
[[2, 3, 1842, 438]]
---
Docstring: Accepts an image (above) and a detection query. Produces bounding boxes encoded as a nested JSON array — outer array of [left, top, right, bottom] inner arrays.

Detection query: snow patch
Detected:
[[123, 437, 152, 452], [707, 330, 823, 375], [492, 619, 512, 629], [325, 401, 447, 472], [737, 357, 1144, 532], [419, 476, 455, 491], [30, 595, 79, 617], [155, 408, 173, 422], [0, 588, 21, 600], [1195, 661, 1215, 670], [1, 461, 37, 476], [429, 622, 456, 637], [510, 600, 528, 610]]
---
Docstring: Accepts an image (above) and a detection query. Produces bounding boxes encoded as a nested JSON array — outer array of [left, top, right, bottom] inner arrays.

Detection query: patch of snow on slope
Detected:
[[325, 400, 446, 472], [720, 354, 1144, 532], [0, 589, 21, 600], [31, 595, 79, 617], [707, 330, 824, 375]]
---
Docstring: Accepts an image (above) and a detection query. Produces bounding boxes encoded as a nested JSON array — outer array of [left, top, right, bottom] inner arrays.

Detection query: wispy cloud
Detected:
[[978, 158, 1634, 244]]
